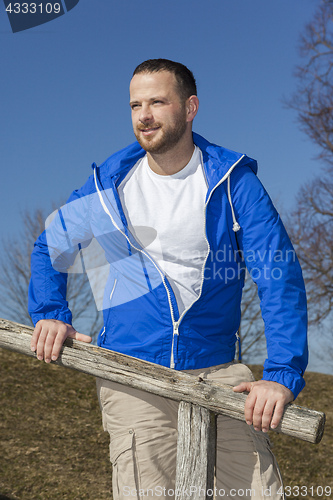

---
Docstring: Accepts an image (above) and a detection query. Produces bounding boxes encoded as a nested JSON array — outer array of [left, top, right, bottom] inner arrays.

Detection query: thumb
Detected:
[[233, 382, 252, 393], [68, 330, 92, 343]]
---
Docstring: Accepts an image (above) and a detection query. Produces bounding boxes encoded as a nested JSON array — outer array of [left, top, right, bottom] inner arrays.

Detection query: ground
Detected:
[[0, 349, 332, 500]]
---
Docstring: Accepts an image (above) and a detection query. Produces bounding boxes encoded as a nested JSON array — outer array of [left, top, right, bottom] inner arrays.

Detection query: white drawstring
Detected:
[[227, 175, 241, 232]]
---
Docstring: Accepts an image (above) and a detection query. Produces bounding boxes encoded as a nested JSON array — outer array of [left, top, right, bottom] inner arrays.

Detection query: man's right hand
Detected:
[[30, 319, 92, 363]]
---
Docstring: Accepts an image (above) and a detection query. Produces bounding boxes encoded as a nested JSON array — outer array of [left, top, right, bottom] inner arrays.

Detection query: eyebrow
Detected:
[[129, 96, 169, 106]]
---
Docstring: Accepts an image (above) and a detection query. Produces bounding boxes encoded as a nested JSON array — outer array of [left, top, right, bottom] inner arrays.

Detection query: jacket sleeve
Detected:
[[230, 164, 308, 399], [28, 176, 95, 326]]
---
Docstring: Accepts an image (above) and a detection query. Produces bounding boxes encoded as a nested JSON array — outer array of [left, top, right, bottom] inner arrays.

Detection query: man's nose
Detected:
[[139, 104, 153, 123]]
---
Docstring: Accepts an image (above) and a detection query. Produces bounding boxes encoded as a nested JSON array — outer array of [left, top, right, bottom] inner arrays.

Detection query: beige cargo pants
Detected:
[[96, 362, 284, 499]]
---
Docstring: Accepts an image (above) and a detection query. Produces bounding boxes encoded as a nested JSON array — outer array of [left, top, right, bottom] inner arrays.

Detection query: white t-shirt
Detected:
[[118, 146, 208, 316]]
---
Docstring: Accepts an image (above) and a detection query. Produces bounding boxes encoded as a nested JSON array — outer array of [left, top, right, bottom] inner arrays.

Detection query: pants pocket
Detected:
[[109, 429, 141, 500], [249, 429, 285, 499]]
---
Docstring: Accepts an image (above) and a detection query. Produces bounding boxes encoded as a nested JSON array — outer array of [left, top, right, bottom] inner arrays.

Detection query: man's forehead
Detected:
[[130, 71, 178, 95]]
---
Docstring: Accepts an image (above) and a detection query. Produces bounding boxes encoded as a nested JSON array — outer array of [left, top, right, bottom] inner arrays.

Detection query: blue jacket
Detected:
[[28, 133, 308, 398]]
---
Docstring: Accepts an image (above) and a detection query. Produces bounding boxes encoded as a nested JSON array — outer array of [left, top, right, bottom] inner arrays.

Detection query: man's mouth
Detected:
[[139, 126, 161, 136]]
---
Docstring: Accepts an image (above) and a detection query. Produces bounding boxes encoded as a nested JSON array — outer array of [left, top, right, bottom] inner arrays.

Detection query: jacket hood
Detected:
[[192, 132, 257, 174]]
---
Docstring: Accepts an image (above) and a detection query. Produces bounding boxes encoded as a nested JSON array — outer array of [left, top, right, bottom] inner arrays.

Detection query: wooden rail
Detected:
[[0, 318, 326, 500]]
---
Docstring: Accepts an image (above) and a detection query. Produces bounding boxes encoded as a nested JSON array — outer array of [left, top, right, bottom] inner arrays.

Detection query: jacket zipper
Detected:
[[100, 278, 118, 343], [170, 320, 180, 368], [168, 153, 246, 367]]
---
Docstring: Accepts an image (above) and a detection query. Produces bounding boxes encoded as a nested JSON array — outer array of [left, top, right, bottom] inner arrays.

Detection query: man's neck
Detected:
[[147, 135, 195, 176]]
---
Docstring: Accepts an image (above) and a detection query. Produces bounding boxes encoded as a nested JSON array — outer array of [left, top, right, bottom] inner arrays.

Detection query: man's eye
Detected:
[[131, 104, 141, 110], [153, 100, 163, 105]]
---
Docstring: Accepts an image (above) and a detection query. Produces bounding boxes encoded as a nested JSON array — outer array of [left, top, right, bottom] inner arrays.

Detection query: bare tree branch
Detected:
[[0, 206, 103, 340], [285, 0, 333, 164], [284, 0, 333, 332], [239, 272, 266, 362]]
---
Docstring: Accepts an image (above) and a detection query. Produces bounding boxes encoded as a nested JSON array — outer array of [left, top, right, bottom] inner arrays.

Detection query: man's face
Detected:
[[129, 71, 188, 154]]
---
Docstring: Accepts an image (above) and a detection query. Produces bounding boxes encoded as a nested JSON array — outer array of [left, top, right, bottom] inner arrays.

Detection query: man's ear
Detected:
[[186, 95, 199, 122]]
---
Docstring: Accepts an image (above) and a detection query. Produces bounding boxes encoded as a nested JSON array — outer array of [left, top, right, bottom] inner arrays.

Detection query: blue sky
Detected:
[[0, 0, 329, 372]]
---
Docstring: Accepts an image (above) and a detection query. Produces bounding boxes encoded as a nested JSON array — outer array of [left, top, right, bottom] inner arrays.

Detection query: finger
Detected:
[[70, 331, 92, 343], [44, 328, 58, 363], [270, 400, 285, 429], [244, 390, 257, 426], [36, 325, 51, 361], [51, 325, 74, 361], [31, 321, 43, 351], [233, 382, 252, 393], [261, 400, 276, 432], [251, 398, 267, 431]]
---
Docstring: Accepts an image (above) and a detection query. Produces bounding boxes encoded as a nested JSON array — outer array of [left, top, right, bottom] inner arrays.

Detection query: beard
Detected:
[[134, 111, 188, 154]]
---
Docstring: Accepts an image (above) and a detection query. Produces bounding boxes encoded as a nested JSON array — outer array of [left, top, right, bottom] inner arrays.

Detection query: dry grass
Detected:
[[250, 365, 333, 500], [0, 349, 331, 499], [0, 348, 111, 500]]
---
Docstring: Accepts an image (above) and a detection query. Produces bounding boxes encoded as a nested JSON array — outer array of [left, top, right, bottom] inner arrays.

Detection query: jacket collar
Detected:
[[96, 132, 257, 189], [192, 132, 257, 193]]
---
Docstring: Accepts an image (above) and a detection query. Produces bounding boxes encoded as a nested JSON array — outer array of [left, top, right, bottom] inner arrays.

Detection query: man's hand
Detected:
[[30, 319, 92, 363], [233, 380, 294, 433]]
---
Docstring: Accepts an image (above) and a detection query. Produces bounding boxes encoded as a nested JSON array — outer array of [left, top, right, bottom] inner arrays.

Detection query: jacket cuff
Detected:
[[30, 311, 73, 327], [262, 364, 306, 400]]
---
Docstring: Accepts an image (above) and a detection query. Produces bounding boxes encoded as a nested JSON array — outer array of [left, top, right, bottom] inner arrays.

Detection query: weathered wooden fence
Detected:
[[0, 318, 326, 500]]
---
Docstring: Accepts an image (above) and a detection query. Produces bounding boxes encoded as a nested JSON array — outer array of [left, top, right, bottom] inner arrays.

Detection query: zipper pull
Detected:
[[170, 321, 180, 369]]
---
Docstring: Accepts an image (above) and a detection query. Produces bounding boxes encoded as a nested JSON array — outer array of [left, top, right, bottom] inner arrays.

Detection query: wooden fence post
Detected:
[[175, 402, 216, 500]]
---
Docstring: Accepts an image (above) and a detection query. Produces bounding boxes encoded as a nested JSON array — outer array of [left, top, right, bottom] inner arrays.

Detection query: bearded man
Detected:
[[29, 59, 308, 499]]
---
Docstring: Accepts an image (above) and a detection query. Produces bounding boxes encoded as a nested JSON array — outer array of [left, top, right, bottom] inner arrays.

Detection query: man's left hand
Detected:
[[233, 380, 294, 433]]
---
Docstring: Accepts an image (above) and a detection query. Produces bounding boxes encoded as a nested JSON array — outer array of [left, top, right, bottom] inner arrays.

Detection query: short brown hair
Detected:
[[133, 59, 197, 101]]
